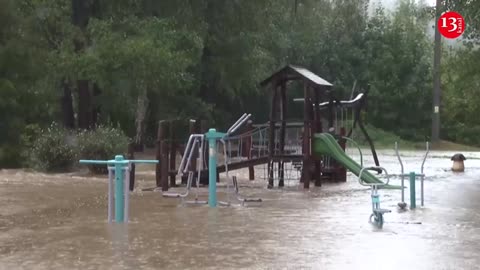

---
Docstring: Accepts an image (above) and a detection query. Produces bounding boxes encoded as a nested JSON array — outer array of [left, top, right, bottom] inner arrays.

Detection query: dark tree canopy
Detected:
[[0, 0, 479, 167]]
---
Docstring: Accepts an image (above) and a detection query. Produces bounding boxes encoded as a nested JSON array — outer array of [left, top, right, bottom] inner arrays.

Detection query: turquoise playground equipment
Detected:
[[358, 166, 391, 229], [393, 141, 429, 210], [79, 155, 158, 223], [162, 113, 262, 207]]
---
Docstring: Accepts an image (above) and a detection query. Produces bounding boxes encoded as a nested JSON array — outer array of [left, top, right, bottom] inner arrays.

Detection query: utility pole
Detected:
[[432, 0, 442, 143]]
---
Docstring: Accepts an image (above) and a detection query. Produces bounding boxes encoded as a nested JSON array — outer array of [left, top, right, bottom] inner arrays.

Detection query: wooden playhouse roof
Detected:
[[259, 65, 333, 88]]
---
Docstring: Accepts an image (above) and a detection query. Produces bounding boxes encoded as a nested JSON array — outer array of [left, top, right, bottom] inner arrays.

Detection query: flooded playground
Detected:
[[1, 149, 480, 270]]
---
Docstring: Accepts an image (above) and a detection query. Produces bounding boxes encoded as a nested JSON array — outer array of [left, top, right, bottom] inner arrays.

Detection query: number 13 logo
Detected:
[[438, 11, 466, 39]]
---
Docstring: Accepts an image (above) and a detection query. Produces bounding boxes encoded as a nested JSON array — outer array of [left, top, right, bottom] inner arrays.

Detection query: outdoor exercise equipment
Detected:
[[79, 155, 158, 223], [394, 142, 429, 210], [163, 113, 261, 208], [231, 176, 262, 206], [162, 135, 209, 205], [358, 166, 391, 229], [211, 114, 263, 206]]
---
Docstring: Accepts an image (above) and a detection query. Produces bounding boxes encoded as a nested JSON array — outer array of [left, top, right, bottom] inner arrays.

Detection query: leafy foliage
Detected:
[[29, 123, 77, 172], [364, 2, 433, 140], [2, 0, 479, 169], [77, 125, 130, 174]]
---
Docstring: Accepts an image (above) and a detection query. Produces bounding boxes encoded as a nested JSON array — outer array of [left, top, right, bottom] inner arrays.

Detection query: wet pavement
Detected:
[[1, 149, 480, 269]]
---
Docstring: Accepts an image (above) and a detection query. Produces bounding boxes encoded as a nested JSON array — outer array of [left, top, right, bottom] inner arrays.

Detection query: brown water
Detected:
[[1, 150, 480, 269]]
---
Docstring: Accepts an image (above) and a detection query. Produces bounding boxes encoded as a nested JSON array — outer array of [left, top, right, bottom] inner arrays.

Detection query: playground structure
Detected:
[[76, 65, 430, 226], [146, 65, 384, 192]]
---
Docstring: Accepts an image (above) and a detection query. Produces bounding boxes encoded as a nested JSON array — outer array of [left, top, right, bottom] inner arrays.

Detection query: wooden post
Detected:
[[199, 119, 209, 185], [169, 120, 177, 187], [161, 140, 169, 191], [245, 120, 255, 180], [279, 82, 287, 187], [328, 93, 334, 130], [128, 143, 136, 191], [302, 84, 312, 189], [268, 85, 279, 189], [156, 120, 170, 191], [155, 122, 162, 188], [338, 127, 347, 182], [155, 120, 164, 188], [299, 126, 305, 183], [313, 89, 322, 187]]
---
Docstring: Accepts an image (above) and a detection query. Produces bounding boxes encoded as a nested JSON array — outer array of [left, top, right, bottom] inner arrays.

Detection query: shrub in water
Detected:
[[29, 123, 77, 172], [77, 125, 130, 174]]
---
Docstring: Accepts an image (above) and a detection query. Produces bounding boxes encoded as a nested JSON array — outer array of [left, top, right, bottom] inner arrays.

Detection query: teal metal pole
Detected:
[[115, 155, 125, 222], [207, 129, 218, 207], [409, 171, 416, 209], [79, 156, 158, 223]]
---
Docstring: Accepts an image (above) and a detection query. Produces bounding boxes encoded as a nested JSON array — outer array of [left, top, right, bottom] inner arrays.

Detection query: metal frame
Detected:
[[162, 135, 208, 205], [232, 176, 262, 206], [394, 142, 430, 208], [162, 113, 258, 207], [80, 156, 158, 223]]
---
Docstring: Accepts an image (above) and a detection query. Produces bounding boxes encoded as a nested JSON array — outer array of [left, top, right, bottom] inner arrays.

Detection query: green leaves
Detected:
[[2, 0, 480, 169], [441, 47, 480, 145], [364, 0, 433, 140]]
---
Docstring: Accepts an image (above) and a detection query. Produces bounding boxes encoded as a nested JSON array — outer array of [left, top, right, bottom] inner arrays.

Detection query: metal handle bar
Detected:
[[226, 113, 252, 136], [341, 136, 363, 167], [177, 134, 204, 175], [421, 141, 429, 175], [227, 113, 247, 134], [80, 160, 158, 165], [358, 166, 390, 186]]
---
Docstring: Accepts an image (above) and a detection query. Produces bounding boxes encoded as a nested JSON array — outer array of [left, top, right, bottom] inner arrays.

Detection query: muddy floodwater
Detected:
[[1, 149, 480, 269]]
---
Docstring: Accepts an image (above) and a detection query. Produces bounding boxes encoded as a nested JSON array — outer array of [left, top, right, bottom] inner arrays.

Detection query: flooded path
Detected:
[[1, 150, 480, 269]]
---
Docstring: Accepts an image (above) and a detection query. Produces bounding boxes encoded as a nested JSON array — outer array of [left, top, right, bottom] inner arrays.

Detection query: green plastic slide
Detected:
[[313, 133, 401, 189]]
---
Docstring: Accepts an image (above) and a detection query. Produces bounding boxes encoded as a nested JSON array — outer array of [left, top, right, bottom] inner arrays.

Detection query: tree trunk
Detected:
[[92, 83, 101, 127], [61, 79, 75, 129], [198, 0, 223, 103], [72, 0, 94, 130], [77, 80, 92, 130], [134, 89, 148, 151]]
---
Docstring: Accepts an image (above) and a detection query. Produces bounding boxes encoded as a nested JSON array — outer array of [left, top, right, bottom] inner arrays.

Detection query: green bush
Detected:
[[77, 125, 130, 174], [29, 123, 77, 172], [0, 145, 23, 168], [20, 124, 42, 165]]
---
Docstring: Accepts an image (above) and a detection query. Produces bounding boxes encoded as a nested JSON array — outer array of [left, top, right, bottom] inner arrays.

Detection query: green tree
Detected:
[[364, 1, 433, 140]]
